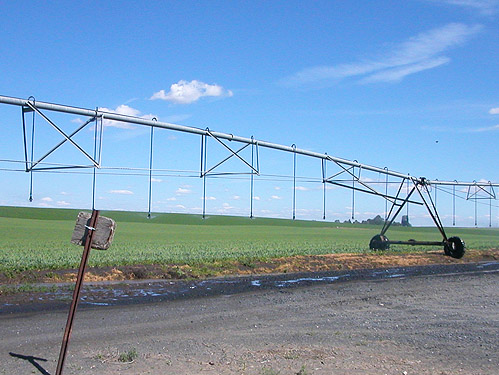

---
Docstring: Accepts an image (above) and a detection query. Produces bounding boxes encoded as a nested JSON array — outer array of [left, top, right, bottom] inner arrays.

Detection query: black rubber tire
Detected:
[[444, 236, 465, 259], [369, 234, 390, 251]]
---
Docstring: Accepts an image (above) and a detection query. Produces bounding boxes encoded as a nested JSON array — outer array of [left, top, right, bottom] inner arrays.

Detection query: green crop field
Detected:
[[0, 206, 498, 274]]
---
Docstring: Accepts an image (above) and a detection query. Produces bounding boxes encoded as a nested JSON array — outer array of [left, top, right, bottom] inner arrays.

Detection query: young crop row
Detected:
[[0, 215, 497, 273]]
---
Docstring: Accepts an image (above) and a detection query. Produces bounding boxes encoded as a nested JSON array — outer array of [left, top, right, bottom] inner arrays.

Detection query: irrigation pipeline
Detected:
[[1, 94, 498, 189]]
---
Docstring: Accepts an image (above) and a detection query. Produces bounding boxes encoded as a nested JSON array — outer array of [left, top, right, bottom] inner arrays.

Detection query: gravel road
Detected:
[[1, 264, 498, 375]]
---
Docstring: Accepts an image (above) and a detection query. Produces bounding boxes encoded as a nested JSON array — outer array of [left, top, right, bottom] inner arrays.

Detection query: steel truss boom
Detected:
[[2, 95, 496, 188]]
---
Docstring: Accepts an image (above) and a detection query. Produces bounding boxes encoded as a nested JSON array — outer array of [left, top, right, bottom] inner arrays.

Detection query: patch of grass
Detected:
[[118, 348, 138, 363], [296, 365, 309, 375]]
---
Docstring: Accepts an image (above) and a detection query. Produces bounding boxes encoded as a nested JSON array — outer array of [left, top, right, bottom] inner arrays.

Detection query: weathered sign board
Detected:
[[70, 211, 116, 250]]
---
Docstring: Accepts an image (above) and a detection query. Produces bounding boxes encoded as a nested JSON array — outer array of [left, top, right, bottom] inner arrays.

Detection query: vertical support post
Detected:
[[474, 187, 478, 227], [434, 183, 437, 208], [406, 177, 410, 218], [351, 166, 355, 220], [202, 134, 207, 219], [147, 120, 156, 219], [490, 193, 492, 228], [384, 167, 388, 221], [29, 98, 36, 202], [322, 158, 326, 220], [250, 137, 254, 219], [92, 113, 98, 210], [55, 210, 99, 375], [292, 144, 296, 220], [452, 183, 456, 226]]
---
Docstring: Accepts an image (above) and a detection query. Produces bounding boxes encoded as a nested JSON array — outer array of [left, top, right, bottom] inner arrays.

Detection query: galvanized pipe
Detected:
[[1, 95, 498, 187]]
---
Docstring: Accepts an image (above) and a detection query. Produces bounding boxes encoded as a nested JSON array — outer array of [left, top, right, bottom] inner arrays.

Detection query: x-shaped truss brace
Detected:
[[22, 101, 103, 172], [200, 130, 259, 177], [466, 183, 496, 200]]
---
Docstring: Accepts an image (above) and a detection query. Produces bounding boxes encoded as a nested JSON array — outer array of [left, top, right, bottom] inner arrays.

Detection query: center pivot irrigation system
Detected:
[[1, 95, 498, 259]]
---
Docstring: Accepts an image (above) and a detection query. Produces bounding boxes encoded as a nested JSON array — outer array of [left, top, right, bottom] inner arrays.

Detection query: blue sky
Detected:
[[0, 0, 498, 227]]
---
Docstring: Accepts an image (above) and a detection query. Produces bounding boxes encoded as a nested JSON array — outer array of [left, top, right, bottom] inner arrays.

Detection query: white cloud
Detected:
[[233, 195, 241, 200], [166, 197, 177, 201], [253, 196, 261, 201], [151, 178, 162, 182], [360, 57, 450, 83], [175, 187, 191, 194], [282, 23, 482, 86], [295, 186, 310, 191], [218, 202, 235, 213], [271, 195, 282, 200], [274, 186, 281, 190], [57, 200, 71, 206], [175, 204, 186, 209], [201, 196, 217, 200], [98, 104, 157, 129], [109, 189, 134, 195], [150, 80, 233, 104], [489, 107, 499, 114], [41, 197, 53, 202], [60, 191, 69, 195]]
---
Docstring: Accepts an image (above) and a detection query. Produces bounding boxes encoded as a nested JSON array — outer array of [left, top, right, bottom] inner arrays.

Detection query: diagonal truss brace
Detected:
[[200, 130, 259, 177], [466, 183, 496, 200], [380, 177, 448, 241], [323, 159, 422, 206], [22, 102, 101, 171]]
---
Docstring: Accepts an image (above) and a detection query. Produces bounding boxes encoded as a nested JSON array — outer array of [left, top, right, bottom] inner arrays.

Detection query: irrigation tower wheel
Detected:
[[369, 234, 390, 251], [444, 236, 465, 259]]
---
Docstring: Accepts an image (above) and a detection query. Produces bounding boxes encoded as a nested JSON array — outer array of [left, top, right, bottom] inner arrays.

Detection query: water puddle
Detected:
[[2, 261, 498, 314]]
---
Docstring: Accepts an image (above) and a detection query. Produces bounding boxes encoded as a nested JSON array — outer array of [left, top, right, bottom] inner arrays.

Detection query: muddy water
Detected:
[[1, 261, 498, 315]]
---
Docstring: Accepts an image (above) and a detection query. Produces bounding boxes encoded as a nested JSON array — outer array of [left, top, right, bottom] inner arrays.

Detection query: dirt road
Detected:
[[1, 263, 498, 374]]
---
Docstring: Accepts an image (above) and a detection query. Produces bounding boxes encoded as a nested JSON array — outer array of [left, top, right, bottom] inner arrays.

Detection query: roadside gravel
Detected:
[[1, 265, 497, 374]]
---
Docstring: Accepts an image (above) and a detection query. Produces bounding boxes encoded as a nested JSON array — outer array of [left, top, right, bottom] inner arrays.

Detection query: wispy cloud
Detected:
[[175, 187, 191, 194], [281, 23, 482, 86], [109, 189, 134, 195], [201, 196, 217, 201], [489, 107, 499, 114], [429, 0, 499, 15], [465, 124, 499, 132], [98, 105, 157, 129], [151, 80, 233, 104]]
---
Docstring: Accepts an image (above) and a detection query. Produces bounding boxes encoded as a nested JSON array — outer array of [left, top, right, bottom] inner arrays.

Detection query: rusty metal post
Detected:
[[55, 210, 99, 375]]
